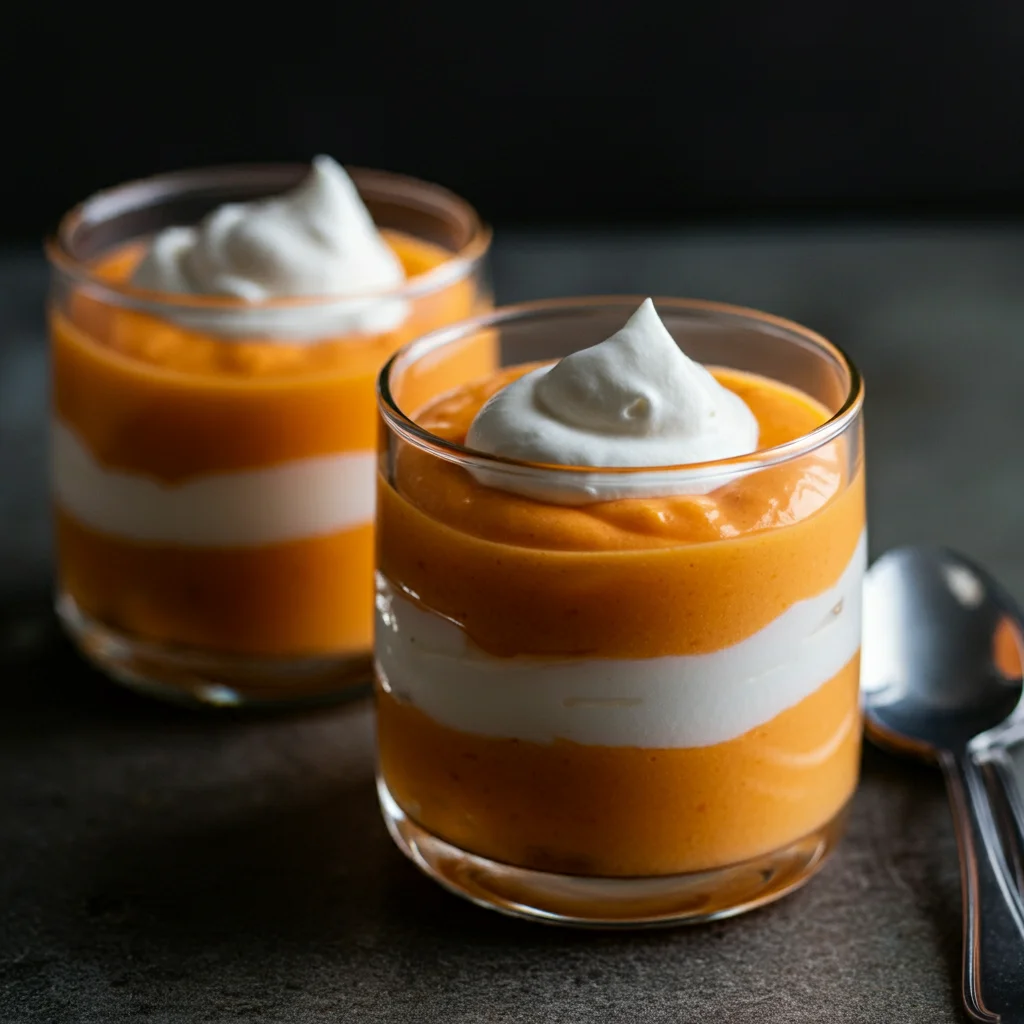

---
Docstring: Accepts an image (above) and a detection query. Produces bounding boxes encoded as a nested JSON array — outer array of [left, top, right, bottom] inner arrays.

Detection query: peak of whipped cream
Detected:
[[464, 299, 759, 502], [130, 155, 408, 339]]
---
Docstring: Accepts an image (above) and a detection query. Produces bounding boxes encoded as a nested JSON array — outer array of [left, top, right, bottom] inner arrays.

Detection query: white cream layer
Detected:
[[375, 530, 866, 749], [52, 420, 376, 548]]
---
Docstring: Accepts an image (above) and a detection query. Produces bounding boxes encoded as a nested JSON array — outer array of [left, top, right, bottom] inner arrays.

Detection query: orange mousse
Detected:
[[52, 234, 492, 662], [376, 364, 865, 877]]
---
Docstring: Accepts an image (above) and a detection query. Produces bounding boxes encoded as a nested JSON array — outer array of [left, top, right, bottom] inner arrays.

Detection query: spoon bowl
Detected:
[[863, 546, 1024, 757]]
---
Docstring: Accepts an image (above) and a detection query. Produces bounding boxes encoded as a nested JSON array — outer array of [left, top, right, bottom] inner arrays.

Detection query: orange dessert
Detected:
[[375, 298, 865, 922], [48, 158, 491, 703]]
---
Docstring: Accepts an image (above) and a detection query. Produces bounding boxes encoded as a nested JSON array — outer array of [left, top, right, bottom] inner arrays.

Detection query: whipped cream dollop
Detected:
[[131, 155, 408, 338], [465, 299, 759, 502]]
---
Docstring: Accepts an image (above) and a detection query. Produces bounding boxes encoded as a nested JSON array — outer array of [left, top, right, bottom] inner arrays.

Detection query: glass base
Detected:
[[57, 593, 372, 710], [378, 775, 849, 928]]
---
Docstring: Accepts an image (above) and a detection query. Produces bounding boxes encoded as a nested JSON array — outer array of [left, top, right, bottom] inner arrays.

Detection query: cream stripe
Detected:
[[52, 420, 376, 548], [375, 531, 866, 748]]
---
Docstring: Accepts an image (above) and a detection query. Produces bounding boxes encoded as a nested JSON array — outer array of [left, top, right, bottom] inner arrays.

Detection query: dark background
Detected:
[[8, 3, 1024, 240]]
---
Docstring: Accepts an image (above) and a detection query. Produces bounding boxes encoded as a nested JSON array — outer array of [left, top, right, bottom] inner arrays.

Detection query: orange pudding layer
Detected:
[[376, 364, 865, 876], [379, 657, 860, 876], [52, 234, 491, 657]]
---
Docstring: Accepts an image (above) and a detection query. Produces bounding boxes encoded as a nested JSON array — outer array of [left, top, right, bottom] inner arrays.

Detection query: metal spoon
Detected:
[[863, 546, 1024, 1022]]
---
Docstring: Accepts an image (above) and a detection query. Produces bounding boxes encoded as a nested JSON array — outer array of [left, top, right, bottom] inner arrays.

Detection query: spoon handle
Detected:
[[973, 725, 1024, 897], [939, 748, 1024, 1022], [977, 757, 1024, 900]]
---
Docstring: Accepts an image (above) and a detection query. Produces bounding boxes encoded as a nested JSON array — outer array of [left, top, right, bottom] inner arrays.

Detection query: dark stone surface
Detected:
[[5, 226, 1024, 1022]]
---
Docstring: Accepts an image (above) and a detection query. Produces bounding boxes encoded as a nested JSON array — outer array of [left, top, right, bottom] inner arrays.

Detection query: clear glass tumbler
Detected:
[[375, 296, 865, 926], [47, 164, 491, 708]]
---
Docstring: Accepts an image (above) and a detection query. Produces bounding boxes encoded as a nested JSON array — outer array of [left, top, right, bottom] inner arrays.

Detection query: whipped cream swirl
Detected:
[[465, 299, 759, 502], [131, 155, 408, 339]]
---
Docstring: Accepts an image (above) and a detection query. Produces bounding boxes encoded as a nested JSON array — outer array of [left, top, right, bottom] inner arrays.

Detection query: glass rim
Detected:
[[378, 295, 864, 482], [44, 163, 492, 314]]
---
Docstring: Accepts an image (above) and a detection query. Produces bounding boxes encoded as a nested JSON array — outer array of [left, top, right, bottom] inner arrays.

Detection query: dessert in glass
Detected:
[[47, 157, 491, 707], [375, 297, 865, 926]]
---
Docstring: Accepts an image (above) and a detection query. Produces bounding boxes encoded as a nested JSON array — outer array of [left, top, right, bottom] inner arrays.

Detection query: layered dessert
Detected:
[[49, 157, 490, 698], [376, 299, 865, 881]]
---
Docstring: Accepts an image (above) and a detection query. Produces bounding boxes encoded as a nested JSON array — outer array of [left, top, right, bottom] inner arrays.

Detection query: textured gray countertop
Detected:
[[4, 225, 1024, 1022]]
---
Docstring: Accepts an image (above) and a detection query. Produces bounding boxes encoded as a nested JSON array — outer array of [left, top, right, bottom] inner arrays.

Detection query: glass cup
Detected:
[[47, 164, 491, 708], [375, 296, 865, 926]]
